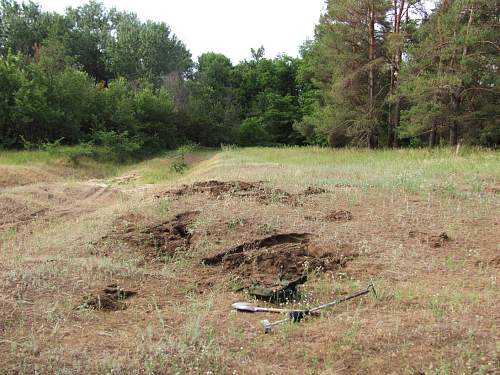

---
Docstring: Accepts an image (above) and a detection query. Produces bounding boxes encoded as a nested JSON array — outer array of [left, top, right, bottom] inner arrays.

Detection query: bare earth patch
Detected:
[[99, 211, 200, 259], [77, 284, 137, 311]]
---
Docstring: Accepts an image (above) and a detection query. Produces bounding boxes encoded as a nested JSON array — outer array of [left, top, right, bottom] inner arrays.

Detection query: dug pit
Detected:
[[203, 233, 358, 302], [101, 211, 200, 258], [77, 284, 136, 311]]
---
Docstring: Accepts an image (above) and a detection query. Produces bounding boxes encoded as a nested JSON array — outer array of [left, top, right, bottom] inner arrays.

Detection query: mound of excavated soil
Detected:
[[202, 233, 358, 290], [105, 211, 200, 258], [303, 186, 327, 195], [164, 180, 327, 206], [409, 230, 451, 248], [169, 180, 260, 197], [166, 180, 295, 204], [77, 284, 136, 311]]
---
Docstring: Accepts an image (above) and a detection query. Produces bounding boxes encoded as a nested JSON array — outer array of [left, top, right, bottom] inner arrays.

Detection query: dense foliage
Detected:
[[0, 0, 498, 154]]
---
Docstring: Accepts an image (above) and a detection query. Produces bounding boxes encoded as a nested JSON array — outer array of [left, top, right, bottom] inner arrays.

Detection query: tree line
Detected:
[[0, 0, 498, 155]]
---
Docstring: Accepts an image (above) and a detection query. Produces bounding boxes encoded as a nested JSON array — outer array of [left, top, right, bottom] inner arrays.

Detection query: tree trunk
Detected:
[[429, 123, 437, 147], [449, 94, 460, 145], [368, 1, 376, 148], [388, 0, 405, 148], [449, 123, 458, 146]]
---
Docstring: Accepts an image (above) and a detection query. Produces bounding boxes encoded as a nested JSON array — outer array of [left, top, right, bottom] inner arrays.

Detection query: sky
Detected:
[[35, 0, 326, 63]]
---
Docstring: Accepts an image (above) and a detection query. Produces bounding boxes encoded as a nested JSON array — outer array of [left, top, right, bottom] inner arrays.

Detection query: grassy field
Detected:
[[0, 146, 498, 374]]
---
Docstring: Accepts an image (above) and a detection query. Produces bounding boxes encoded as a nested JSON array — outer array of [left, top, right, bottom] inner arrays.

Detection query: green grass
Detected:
[[0, 146, 216, 184], [132, 150, 215, 184], [0, 148, 65, 165], [215, 146, 499, 194], [2, 145, 498, 194]]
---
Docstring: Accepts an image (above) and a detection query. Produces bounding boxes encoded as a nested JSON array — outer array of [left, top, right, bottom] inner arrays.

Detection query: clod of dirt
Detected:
[[489, 256, 500, 267], [324, 210, 353, 222], [409, 230, 451, 248], [77, 284, 136, 311], [302, 186, 327, 195], [203, 233, 358, 302], [104, 211, 199, 258]]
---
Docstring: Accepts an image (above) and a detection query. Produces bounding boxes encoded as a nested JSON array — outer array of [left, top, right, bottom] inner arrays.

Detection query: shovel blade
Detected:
[[232, 302, 258, 312]]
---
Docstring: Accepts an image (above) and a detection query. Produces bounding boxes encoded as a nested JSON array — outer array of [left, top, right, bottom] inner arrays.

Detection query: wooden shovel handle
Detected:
[[256, 307, 288, 313]]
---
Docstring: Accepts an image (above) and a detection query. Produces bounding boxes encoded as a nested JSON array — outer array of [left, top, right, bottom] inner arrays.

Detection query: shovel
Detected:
[[232, 302, 289, 313], [261, 282, 377, 333], [232, 302, 321, 316]]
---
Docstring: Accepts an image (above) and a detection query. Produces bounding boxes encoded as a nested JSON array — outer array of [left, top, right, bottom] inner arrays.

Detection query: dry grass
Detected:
[[0, 146, 498, 374]]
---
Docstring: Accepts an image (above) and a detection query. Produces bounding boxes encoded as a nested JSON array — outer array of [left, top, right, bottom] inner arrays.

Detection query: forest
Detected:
[[0, 0, 498, 156]]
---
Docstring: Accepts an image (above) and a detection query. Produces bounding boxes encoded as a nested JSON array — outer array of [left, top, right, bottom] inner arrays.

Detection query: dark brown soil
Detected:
[[489, 255, 500, 267], [203, 233, 358, 288], [303, 186, 327, 195], [325, 210, 353, 222], [164, 180, 327, 206], [77, 284, 136, 311], [409, 230, 451, 248], [105, 211, 200, 258], [305, 210, 353, 222], [167, 180, 261, 198]]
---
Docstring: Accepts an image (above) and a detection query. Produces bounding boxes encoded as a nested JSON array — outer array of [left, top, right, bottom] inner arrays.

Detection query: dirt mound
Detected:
[[165, 180, 327, 206], [107, 211, 200, 258], [170, 180, 259, 197], [409, 230, 451, 248], [165, 180, 298, 205], [77, 284, 136, 311], [203, 233, 358, 297], [303, 186, 327, 195]]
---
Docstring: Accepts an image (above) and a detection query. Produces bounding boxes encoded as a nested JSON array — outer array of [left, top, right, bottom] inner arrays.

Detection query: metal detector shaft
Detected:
[[261, 282, 375, 333], [309, 286, 372, 314]]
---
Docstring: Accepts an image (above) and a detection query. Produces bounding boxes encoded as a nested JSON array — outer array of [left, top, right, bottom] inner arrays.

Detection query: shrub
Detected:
[[92, 130, 143, 163]]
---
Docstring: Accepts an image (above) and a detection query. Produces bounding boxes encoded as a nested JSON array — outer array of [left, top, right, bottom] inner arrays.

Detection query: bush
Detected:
[[92, 131, 143, 163], [134, 86, 178, 152], [238, 117, 268, 146]]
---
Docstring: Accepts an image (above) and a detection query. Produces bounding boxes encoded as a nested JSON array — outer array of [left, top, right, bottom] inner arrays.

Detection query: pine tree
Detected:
[[300, 0, 391, 147], [399, 0, 499, 146]]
